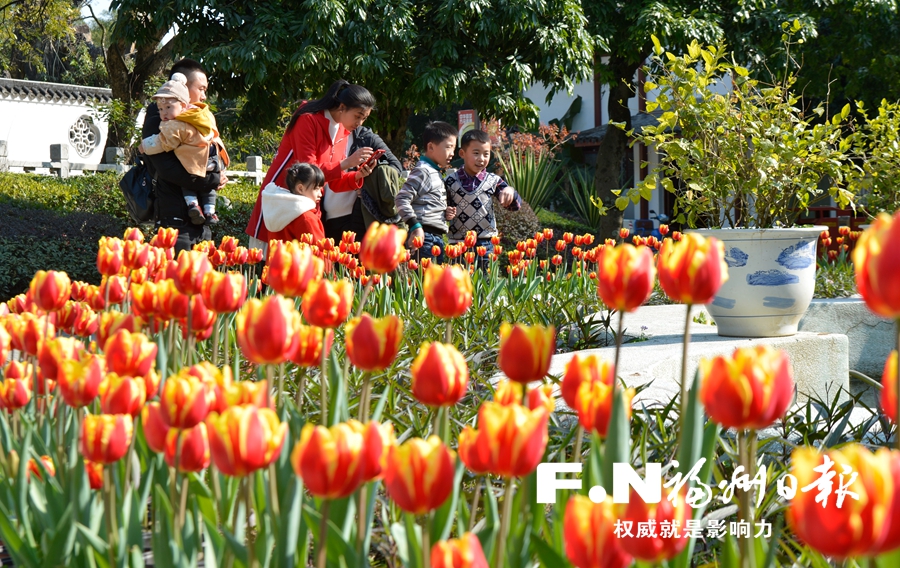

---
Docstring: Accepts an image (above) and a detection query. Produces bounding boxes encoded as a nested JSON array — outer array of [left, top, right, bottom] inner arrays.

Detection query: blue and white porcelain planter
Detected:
[[694, 226, 826, 338]]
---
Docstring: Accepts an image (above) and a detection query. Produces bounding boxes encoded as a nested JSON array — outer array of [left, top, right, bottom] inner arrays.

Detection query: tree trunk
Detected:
[[102, 28, 174, 159], [379, 105, 412, 157], [594, 56, 642, 240]]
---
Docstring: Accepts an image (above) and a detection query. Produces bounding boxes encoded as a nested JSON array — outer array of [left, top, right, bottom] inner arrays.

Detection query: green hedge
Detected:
[[0, 172, 260, 300], [0, 171, 596, 300]]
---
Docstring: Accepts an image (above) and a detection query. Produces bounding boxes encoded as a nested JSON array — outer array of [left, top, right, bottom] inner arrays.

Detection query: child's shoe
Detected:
[[205, 213, 220, 225], [188, 203, 205, 225]]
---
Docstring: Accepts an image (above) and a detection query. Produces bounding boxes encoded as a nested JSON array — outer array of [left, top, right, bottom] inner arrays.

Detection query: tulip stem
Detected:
[[103, 464, 118, 568], [572, 426, 584, 464], [445, 319, 452, 345], [212, 316, 220, 365], [468, 478, 482, 531], [171, 434, 183, 543], [278, 362, 286, 413], [737, 429, 756, 568], [358, 372, 372, 423], [122, 424, 138, 495], [40, 315, 49, 430], [316, 500, 331, 568], [266, 364, 275, 411], [186, 297, 194, 367], [177, 475, 189, 541], [320, 327, 330, 426], [677, 304, 693, 450], [246, 476, 259, 568], [268, 460, 281, 522], [356, 281, 375, 318], [295, 368, 307, 414], [357, 483, 368, 556], [613, 310, 625, 379], [422, 514, 431, 568], [495, 477, 516, 568]]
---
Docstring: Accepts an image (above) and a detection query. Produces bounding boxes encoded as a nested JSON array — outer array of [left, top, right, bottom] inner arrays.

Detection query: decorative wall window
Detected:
[[68, 116, 99, 157]]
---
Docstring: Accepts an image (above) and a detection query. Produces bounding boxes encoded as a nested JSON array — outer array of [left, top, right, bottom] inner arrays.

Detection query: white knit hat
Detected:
[[153, 72, 190, 104]]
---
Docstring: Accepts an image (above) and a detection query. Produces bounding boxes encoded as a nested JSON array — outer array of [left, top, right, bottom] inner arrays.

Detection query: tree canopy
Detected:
[[108, 0, 594, 150]]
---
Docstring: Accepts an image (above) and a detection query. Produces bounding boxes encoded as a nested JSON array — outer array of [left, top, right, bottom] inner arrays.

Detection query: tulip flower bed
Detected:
[[1, 213, 900, 568]]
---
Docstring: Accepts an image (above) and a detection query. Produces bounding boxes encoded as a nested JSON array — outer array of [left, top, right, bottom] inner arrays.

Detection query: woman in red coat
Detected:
[[245, 80, 377, 249]]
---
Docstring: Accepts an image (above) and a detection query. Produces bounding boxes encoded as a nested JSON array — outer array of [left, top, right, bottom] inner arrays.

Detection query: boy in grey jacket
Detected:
[[396, 121, 458, 263]]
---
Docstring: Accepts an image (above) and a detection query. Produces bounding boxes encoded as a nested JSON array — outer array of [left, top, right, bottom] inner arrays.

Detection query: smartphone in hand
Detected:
[[361, 149, 386, 169]]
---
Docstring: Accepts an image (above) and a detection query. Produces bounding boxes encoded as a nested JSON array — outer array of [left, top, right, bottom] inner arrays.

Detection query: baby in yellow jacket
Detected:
[[140, 73, 229, 225]]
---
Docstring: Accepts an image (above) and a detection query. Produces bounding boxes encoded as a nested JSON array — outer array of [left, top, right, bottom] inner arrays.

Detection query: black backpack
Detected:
[[119, 154, 156, 224]]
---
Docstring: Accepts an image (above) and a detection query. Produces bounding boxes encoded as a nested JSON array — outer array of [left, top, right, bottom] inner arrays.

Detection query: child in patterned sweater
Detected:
[[444, 129, 521, 260]]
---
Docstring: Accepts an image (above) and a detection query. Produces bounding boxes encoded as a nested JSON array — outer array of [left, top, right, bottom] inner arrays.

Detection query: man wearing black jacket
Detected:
[[141, 59, 226, 252], [348, 127, 404, 229]]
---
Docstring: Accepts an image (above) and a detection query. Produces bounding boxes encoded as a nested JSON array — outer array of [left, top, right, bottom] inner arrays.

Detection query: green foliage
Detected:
[[618, 38, 857, 229], [814, 256, 857, 299], [535, 209, 594, 236], [495, 199, 541, 247], [0, 172, 259, 298], [564, 167, 606, 229], [848, 99, 900, 216], [719, 1, 900, 115], [0, 0, 80, 78], [114, 0, 593, 141]]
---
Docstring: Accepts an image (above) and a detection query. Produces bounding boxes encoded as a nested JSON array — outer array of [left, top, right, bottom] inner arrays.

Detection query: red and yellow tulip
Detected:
[[384, 436, 456, 515], [423, 265, 473, 319], [288, 325, 333, 367], [81, 414, 133, 465], [29, 270, 71, 312], [657, 233, 728, 305], [787, 444, 896, 558], [359, 222, 408, 273], [99, 373, 147, 416], [301, 279, 354, 328], [617, 483, 691, 562], [103, 329, 157, 378], [596, 243, 655, 312], [410, 342, 469, 407], [564, 494, 632, 568], [206, 405, 287, 476], [96, 237, 124, 277], [561, 354, 615, 409], [699, 345, 794, 430], [58, 353, 105, 408], [431, 533, 489, 568], [882, 351, 898, 423], [458, 401, 548, 477], [142, 401, 170, 454], [236, 295, 302, 365], [38, 336, 85, 383], [201, 271, 247, 313], [159, 370, 212, 429], [164, 423, 210, 472], [493, 380, 555, 413], [173, 249, 212, 296], [0, 376, 31, 410], [291, 420, 372, 499], [853, 211, 900, 318], [267, 240, 324, 297], [574, 380, 635, 438], [345, 313, 403, 371], [497, 322, 555, 384]]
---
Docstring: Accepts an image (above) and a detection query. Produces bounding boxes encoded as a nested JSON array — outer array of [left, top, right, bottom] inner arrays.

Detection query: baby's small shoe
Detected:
[[205, 213, 220, 225], [188, 203, 205, 225]]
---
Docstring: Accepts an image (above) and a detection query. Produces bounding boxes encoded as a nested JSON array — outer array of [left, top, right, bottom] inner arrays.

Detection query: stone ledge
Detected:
[[549, 304, 850, 410], [798, 297, 894, 378]]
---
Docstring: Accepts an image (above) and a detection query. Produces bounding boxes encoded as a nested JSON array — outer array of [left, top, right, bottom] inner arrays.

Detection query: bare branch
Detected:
[[87, 3, 106, 54]]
